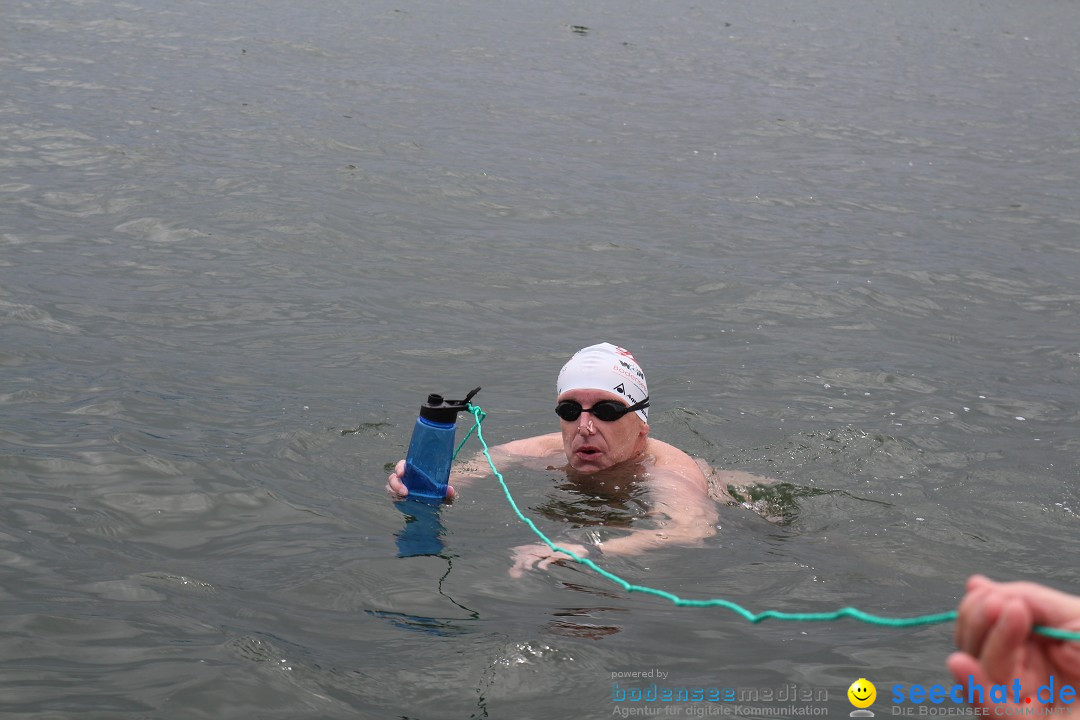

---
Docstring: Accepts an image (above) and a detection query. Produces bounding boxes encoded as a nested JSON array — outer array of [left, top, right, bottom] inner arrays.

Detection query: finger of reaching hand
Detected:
[[956, 583, 1000, 657], [981, 598, 1032, 684]]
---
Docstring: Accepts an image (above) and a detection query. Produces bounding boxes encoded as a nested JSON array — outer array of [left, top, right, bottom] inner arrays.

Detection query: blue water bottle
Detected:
[[402, 387, 480, 503]]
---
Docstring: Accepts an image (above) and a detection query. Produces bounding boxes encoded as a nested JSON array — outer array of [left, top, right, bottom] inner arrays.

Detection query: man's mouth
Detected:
[[575, 445, 602, 459]]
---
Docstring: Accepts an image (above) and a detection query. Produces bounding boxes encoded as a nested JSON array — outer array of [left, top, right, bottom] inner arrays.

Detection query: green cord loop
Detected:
[[461, 405, 1080, 641], [451, 404, 485, 460]]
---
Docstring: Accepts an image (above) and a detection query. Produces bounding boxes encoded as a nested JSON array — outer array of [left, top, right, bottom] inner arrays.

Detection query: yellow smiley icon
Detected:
[[848, 678, 876, 709]]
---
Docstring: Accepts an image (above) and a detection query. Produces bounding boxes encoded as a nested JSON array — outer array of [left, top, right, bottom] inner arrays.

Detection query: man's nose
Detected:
[[577, 414, 595, 434]]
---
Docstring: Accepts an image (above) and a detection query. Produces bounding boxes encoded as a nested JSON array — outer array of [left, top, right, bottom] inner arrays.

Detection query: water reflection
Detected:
[[394, 500, 447, 558]]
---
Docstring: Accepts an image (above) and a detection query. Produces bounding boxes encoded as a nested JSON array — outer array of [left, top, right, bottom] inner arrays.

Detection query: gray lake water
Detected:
[[2, 0, 1078, 717]]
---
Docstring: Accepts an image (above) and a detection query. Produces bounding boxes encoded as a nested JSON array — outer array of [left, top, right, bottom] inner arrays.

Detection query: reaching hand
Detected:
[[947, 575, 1080, 713]]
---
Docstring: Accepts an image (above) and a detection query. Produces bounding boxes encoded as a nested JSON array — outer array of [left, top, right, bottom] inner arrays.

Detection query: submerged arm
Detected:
[[586, 467, 718, 557], [509, 459, 719, 577]]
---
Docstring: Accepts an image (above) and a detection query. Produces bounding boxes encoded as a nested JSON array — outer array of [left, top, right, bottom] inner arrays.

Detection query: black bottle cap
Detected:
[[418, 387, 481, 423]]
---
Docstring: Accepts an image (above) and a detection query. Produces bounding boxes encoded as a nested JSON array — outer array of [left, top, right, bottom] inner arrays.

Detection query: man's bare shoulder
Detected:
[[644, 437, 708, 487], [645, 437, 698, 465]]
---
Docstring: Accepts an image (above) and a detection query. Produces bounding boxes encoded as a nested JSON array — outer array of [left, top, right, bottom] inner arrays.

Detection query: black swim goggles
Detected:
[[554, 396, 650, 423]]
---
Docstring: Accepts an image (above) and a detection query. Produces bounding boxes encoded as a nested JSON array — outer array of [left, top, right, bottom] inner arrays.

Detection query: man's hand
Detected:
[[509, 542, 590, 578], [947, 575, 1080, 714], [386, 459, 457, 501]]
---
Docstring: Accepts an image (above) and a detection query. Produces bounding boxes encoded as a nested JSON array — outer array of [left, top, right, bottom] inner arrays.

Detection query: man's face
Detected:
[[557, 388, 649, 473]]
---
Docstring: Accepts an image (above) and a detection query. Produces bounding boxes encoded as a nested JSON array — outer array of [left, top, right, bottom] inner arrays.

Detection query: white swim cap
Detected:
[[556, 342, 649, 422]]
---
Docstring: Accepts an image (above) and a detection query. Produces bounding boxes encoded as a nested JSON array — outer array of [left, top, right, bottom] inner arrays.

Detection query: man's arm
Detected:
[[509, 443, 719, 576], [592, 466, 719, 555], [596, 439, 718, 554]]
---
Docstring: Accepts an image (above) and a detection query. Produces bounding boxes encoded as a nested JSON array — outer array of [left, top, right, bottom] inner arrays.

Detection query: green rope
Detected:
[[452, 406, 484, 461], [463, 405, 1080, 641]]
